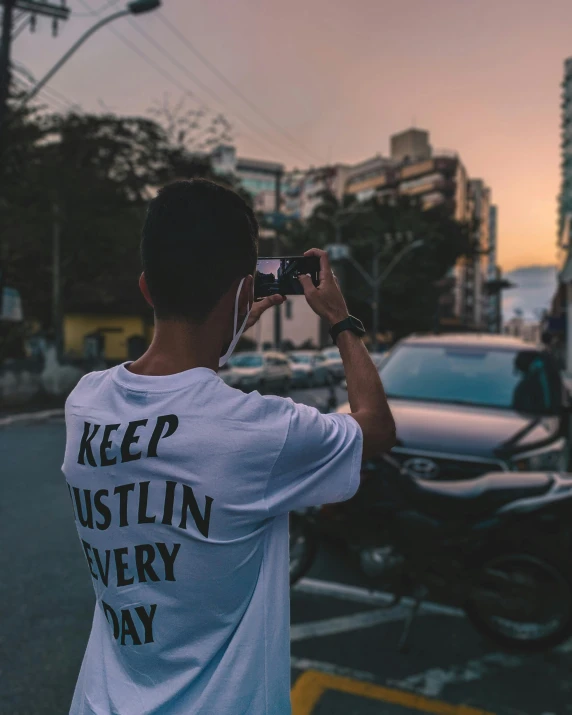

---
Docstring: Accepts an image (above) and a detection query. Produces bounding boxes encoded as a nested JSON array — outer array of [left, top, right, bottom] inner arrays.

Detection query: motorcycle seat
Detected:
[[408, 471, 554, 518]]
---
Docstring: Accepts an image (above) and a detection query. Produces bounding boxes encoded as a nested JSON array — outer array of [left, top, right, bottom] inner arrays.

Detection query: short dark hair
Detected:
[[141, 179, 258, 322]]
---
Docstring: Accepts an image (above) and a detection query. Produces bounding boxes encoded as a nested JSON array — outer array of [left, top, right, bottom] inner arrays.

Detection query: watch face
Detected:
[[349, 316, 366, 334]]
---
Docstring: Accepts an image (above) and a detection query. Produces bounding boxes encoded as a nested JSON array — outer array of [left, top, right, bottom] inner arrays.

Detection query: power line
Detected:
[[157, 12, 325, 165], [126, 17, 312, 165], [13, 75, 69, 112], [12, 14, 31, 39], [13, 61, 81, 110], [40, 83, 79, 111], [72, 0, 121, 18], [75, 0, 298, 161]]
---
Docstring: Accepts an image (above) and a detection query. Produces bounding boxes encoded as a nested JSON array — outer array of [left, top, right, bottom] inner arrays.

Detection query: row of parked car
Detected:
[[219, 347, 345, 392]]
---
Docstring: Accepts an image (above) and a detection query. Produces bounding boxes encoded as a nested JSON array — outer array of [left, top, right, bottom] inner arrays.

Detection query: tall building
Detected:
[[343, 130, 498, 331], [283, 164, 353, 220], [210, 145, 283, 215], [559, 58, 572, 242], [346, 151, 468, 222], [487, 205, 503, 333], [390, 128, 432, 163], [462, 179, 492, 329]]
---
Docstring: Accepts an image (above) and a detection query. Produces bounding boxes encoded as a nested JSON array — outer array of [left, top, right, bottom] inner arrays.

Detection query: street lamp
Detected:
[[345, 238, 424, 352], [22, 0, 161, 105]]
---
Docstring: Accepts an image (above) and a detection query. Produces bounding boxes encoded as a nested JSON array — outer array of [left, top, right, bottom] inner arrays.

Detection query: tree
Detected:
[[281, 190, 475, 337], [0, 93, 243, 341]]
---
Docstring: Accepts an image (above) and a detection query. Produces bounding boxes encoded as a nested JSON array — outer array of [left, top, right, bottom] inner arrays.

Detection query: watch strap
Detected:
[[330, 316, 365, 345]]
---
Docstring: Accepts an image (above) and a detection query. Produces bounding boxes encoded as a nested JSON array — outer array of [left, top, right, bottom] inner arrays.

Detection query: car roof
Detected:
[[399, 333, 543, 351]]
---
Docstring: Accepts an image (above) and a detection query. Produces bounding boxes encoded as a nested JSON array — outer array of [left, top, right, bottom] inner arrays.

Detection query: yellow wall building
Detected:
[[64, 314, 153, 361]]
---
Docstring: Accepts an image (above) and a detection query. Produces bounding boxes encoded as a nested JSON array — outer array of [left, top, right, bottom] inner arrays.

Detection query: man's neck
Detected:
[[128, 318, 224, 376]]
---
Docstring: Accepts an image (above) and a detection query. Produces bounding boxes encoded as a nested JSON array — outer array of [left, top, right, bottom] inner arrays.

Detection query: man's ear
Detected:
[[139, 273, 154, 308]]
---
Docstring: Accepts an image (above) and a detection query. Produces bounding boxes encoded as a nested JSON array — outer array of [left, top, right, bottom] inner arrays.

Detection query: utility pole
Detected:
[[52, 199, 62, 358], [371, 246, 379, 352], [333, 220, 346, 295], [0, 0, 15, 139], [273, 169, 282, 350], [343, 237, 424, 351], [0, 0, 70, 142]]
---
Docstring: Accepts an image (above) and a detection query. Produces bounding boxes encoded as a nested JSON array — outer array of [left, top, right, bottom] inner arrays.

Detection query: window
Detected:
[[380, 345, 560, 413], [285, 301, 293, 319]]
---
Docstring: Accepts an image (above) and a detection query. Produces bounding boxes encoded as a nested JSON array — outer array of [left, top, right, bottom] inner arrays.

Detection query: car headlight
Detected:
[[511, 439, 568, 472]]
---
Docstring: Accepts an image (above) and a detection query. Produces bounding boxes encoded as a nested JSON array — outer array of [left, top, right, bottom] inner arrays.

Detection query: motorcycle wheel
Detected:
[[465, 552, 572, 652], [289, 512, 318, 586]]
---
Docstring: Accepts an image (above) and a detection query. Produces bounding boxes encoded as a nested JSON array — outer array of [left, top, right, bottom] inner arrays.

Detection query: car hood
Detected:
[[337, 398, 561, 458]]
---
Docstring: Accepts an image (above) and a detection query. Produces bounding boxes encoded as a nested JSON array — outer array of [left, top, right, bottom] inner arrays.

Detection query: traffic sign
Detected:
[[325, 244, 350, 261]]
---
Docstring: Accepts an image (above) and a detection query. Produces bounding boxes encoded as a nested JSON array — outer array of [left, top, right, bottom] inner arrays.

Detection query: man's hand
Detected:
[[297, 248, 349, 326], [245, 294, 285, 331]]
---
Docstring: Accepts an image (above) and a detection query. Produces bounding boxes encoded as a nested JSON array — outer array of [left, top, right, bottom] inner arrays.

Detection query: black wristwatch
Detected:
[[329, 315, 366, 345]]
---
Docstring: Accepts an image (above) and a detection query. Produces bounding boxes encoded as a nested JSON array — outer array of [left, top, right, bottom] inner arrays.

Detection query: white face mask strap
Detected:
[[233, 277, 245, 334], [219, 277, 252, 368]]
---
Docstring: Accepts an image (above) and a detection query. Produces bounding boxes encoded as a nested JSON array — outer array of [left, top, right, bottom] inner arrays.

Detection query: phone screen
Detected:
[[255, 256, 320, 298]]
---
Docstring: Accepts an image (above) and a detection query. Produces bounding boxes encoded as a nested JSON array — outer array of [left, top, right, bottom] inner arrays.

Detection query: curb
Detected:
[[0, 408, 65, 428]]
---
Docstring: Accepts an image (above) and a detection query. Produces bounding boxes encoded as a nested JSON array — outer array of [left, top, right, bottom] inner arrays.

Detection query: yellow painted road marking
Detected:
[[291, 670, 495, 715]]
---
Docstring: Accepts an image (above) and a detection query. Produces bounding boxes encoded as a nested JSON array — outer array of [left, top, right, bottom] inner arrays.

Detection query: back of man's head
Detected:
[[141, 179, 258, 323]]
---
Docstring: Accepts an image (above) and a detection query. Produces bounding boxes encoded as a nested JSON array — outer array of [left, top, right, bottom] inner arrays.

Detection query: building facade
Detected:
[[207, 130, 497, 336], [283, 164, 354, 220], [254, 298, 321, 350], [487, 205, 502, 333], [464, 179, 492, 329], [345, 130, 468, 223], [390, 128, 432, 163], [210, 144, 284, 215], [559, 58, 572, 242]]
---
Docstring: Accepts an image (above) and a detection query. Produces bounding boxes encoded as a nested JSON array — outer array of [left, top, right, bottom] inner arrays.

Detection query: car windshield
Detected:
[[290, 354, 312, 364], [323, 349, 340, 360], [380, 345, 561, 414], [229, 354, 263, 367]]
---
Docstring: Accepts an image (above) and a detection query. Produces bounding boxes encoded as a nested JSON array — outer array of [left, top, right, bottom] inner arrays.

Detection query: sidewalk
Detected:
[[0, 406, 64, 428]]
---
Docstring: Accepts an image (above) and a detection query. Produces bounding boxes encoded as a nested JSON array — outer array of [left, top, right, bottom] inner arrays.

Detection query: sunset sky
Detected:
[[14, 0, 572, 271]]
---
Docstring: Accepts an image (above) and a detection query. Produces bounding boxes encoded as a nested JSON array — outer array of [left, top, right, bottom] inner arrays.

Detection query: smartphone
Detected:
[[255, 256, 320, 298]]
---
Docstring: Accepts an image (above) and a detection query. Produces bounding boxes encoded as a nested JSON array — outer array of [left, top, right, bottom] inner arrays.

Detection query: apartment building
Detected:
[[210, 144, 283, 214]]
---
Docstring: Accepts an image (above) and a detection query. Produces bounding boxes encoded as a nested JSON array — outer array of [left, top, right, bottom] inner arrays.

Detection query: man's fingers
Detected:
[[245, 294, 284, 330], [304, 247, 333, 283], [297, 273, 318, 297]]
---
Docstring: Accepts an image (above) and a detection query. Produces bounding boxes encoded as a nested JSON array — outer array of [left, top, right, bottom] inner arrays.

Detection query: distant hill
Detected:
[[502, 265, 558, 322]]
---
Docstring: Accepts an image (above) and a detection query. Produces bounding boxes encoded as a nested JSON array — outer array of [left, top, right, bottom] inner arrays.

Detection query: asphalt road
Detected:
[[1, 386, 571, 715]]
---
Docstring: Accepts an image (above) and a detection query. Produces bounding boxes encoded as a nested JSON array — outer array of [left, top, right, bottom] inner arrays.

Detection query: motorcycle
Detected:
[[289, 455, 572, 652]]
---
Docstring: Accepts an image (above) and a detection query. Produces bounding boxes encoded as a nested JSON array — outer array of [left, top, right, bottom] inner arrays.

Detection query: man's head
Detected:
[[141, 179, 258, 323]]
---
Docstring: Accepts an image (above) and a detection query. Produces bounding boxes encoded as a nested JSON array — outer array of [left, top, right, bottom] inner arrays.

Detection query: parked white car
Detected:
[[321, 346, 345, 382], [289, 351, 332, 388], [221, 351, 291, 393]]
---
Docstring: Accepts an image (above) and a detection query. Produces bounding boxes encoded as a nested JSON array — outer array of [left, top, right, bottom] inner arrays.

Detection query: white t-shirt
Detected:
[[62, 363, 363, 715]]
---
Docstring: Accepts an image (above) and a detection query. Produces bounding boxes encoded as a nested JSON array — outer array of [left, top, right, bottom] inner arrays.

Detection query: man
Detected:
[[63, 179, 395, 715]]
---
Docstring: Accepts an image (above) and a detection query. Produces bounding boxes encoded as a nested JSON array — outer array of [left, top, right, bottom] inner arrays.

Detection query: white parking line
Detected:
[[389, 652, 523, 698], [0, 408, 64, 428], [389, 637, 572, 698], [295, 577, 464, 618], [291, 607, 410, 642]]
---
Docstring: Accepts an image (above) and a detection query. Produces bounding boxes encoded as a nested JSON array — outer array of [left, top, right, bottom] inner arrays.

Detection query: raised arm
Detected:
[[298, 249, 396, 459]]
